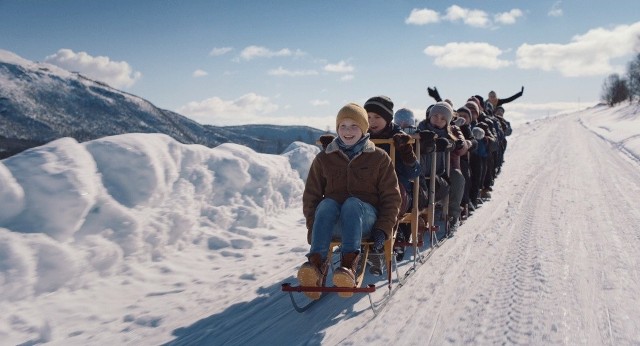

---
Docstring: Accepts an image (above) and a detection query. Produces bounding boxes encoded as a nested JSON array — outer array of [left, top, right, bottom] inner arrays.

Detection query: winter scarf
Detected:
[[336, 133, 371, 160]]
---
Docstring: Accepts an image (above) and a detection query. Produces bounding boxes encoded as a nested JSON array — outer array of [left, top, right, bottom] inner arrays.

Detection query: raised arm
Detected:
[[427, 86, 443, 102], [497, 86, 524, 106]]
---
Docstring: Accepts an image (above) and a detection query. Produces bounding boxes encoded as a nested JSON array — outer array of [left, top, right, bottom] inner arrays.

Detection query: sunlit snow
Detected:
[[1, 103, 639, 345]]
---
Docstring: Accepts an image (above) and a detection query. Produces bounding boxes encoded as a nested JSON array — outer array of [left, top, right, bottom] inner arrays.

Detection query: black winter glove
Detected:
[[371, 228, 386, 252], [393, 133, 416, 165], [419, 130, 437, 153], [435, 137, 453, 152], [454, 139, 465, 150], [319, 134, 335, 149], [427, 86, 442, 102], [393, 132, 411, 149], [460, 124, 473, 140]]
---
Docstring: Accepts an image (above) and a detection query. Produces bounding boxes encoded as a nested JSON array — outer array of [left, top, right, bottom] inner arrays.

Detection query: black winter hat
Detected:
[[364, 95, 394, 124]]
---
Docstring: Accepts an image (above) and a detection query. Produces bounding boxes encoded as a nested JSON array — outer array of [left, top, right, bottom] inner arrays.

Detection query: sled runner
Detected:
[[281, 240, 378, 312]]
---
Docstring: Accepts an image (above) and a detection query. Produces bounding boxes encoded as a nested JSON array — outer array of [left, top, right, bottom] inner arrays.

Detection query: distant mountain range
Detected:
[[0, 50, 327, 159]]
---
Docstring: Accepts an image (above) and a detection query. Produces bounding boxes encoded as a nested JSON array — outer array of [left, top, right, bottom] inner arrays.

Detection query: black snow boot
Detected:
[[447, 216, 459, 238]]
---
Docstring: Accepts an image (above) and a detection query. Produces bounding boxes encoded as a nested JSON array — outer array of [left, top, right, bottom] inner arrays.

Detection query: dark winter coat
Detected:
[[475, 137, 489, 158], [496, 116, 512, 136], [460, 124, 478, 154], [417, 119, 448, 177], [303, 138, 401, 242], [477, 117, 498, 154], [449, 125, 470, 171]]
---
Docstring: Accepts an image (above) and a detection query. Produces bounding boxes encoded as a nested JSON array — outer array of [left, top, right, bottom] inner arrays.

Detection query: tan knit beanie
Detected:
[[336, 103, 369, 134]]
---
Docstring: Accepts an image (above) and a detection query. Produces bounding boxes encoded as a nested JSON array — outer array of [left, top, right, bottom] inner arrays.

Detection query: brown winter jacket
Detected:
[[303, 138, 401, 244]]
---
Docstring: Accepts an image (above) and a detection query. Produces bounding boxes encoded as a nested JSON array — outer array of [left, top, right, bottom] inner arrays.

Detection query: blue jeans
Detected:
[[309, 197, 378, 258]]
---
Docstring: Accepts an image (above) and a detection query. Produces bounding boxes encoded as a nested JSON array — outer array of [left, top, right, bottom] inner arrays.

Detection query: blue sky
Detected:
[[1, 0, 640, 130]]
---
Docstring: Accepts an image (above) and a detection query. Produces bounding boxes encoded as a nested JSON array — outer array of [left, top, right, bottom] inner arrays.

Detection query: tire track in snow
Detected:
[[477, 160, 560, 345], [373, 119, 567, 345], [420, 116, 586, 345]]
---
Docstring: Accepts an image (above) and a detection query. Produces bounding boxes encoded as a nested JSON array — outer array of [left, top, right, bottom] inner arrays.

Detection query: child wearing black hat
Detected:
[[364, 95, 421, 271]]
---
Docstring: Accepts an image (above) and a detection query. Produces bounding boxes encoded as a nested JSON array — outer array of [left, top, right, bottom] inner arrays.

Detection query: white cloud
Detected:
[[340, 74, 354, 81], [516, 22, 640, 77], [424, 42, 512, 69], [192, 69, 208, 77], [238, 46, 305, 61], [44, 49, 141, 89], [310, 99, 329, 106], [324, 61, 354, 73], [177, 93, 279, 125], [209, 47, 233, 56], [267, 67, 318, 77], [548, 1, 563, 17], [445, 5, 490, 28], [405, 8, 440, 25], [494, 9, 523, 25], [410, 6, 523, 28]]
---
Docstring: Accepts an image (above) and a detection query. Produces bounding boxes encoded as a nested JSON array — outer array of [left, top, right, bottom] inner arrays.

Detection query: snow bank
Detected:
[[2, 137, 99, 241], [0, 161, 24, 222], [281, 141, 321, 181], [579, 103, 640, 161], [0, 133, 309, 303]]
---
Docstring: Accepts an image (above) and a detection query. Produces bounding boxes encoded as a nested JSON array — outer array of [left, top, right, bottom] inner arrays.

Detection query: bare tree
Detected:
[[627, 53, 640, 103], [601, 73, 629, 106]]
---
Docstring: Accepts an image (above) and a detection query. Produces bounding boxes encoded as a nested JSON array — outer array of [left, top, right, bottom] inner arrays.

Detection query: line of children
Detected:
[[296, 89, 517, 297], [462, 94, 513, 216], [421, 87, 518, 232]]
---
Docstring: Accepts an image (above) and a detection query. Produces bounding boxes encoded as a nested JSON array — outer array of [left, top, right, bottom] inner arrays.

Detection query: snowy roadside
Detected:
[[579, 103, 640, 162]]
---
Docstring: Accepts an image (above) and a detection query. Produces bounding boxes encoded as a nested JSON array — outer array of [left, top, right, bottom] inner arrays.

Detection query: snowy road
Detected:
[[341, 112, 640, 345], [166, 110, 640, 345]]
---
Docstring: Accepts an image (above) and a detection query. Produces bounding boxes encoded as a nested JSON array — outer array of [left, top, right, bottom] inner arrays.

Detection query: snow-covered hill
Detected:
[[1, 104, 639, 345], [0, 49, 326, 158]]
